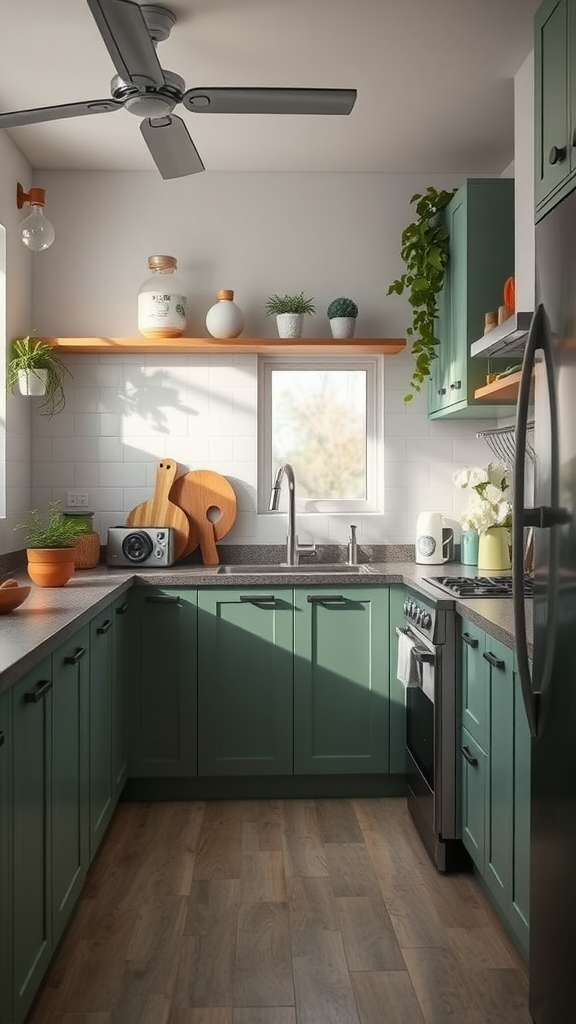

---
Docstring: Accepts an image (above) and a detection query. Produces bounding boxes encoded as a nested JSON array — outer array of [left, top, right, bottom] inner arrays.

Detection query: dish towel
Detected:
[[396, 628, 420, 687]]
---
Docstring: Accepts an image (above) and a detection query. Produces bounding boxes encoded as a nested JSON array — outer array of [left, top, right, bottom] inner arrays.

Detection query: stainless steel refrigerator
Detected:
[[513, 188, 576, 1024]]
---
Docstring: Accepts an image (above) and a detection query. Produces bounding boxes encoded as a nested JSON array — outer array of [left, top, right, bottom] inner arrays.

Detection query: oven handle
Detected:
[[395, 625, 435, 664]]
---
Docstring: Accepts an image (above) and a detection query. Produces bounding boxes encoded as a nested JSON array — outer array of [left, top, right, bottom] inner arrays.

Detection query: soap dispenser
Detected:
[[347, 524, 358, 565]]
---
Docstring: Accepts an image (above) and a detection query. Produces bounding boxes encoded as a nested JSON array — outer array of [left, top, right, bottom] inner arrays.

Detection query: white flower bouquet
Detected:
[[452, 463, 512, 535]]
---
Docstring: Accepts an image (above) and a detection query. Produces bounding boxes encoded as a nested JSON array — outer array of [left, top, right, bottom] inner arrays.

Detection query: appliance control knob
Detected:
[[416, 609, 423, 625], [410, 602, 417, 619], [422, 612, 432, 629], [403, 599, 409, 615]]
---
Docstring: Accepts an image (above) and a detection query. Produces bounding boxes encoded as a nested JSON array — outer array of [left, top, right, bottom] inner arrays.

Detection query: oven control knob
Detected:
[[403, 599, 409, 615], [422, 612, 432, 629], [410, 602, 417, 619], [416, 609, 423, 625]]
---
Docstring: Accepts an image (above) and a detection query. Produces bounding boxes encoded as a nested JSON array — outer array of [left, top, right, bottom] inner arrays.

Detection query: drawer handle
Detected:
[[116, 602, 129, 615], [96, 619, 112, 634], [307, 595, 347, 604], [450, 380, 462, 391], [144, 594, 180, 604], [438, 387, 447, 396], [461, 745, 478, 767], [549, 144, 567, 165], [0, 730, 5, 747], [239, 595, 276, 604], [24, 679, 53, 703], [64, 646, 87, 665], [483, 651, 505, 669], [462, 632, 479, 649]]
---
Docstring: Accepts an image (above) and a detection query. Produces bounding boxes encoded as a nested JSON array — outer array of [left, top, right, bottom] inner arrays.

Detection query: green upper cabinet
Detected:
[[129, 588, 198, 778], [198, 588, 294, 776], [428, 178, 516, 419], [294, 586, 389, 774], [0, 689, 12, 1024], [535, 0, 575, 217]]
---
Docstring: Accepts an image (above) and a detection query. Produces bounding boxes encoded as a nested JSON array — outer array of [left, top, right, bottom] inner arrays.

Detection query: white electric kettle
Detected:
[[415, 512, 454, 565]]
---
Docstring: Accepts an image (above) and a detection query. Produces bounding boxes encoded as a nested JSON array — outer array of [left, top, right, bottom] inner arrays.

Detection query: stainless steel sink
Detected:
[[217, 563, 371, 575]]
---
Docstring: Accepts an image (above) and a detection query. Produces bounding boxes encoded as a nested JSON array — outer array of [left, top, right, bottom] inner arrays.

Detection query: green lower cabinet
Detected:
[[89, 609, 116, 859], [294, 586, 389, 774], [111, 594, 131, 797], [461, 620, 489, 750], [0, 689, 13, 1024], [51, 625, 90, 947], [129, 588, 198, 777], [485, 638, 515, 912], [12, 657, 53, 1024], [460, 727, 488, 869], [198, 588, 294, 775], [509, 661, 531, 956]]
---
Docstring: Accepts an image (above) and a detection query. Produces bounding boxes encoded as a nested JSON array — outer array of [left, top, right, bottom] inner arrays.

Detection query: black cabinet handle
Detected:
[[0, 731, 5, 747], [144, 594, 180, 604], [96, 619, 112, 634], [549, 145, 567, 165], [239, 595, 276, 604], [450, 380, 462, 391], [483, 651, 505, 669], [462, 632, 479, 649], [461, 745, 478, 767], [116, 602, 129, 615], [307, 594, 347, 604], [64, 646, 87, 665], [24, 679, 53, 703], [438, 387, 447, 396]]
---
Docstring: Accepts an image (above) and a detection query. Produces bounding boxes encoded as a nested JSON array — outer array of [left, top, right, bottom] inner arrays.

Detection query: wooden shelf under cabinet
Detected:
[[42, 336, 406, 355], [474, 370, 534, 402]]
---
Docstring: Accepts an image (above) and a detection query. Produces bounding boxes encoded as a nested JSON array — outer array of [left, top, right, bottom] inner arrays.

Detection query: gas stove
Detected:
[[424, 575, 534, 598]]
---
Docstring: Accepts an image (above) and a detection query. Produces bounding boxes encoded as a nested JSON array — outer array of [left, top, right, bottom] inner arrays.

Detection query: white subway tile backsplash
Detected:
[[74, 414, 100, 437], [99, 412, 122, 436], [406, 437, 454, 463], [74, 462, 100, 488], [33, 461, 75, 488], [384, 413, 431, 437], [383, 437, 408, 463], [100, 462, 147, 488], [385, 462, 430, 488]]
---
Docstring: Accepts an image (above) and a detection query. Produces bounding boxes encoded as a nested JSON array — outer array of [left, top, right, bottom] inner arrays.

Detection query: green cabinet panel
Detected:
[[294, 586, 389, 774], [12, 657, 53, 1024], [129, 588, 197, 777], [89, 609, 115, 859], [460, 726, 487, 869], [510, 660, 532, 957], [388, 585, 406, 773], [0, 689, 12, 1024], [485, 638, 515, 912], [461, 620, 489, 749], [535, 0, 573, 215], [51, 625, 90, 946], [198, 588, 294, 776], [428, 178, 516, 419], [111, 595, 131, 797]]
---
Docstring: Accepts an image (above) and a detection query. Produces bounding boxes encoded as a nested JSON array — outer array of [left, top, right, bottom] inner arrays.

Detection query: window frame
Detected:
[[257, 353, 383, 514]]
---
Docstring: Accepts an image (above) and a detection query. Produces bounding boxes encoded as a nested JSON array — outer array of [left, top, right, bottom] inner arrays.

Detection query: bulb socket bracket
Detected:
[[17, 182, 46, 208]]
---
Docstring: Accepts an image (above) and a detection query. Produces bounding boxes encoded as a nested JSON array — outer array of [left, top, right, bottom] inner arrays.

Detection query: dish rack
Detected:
[[476, 420, 535, 469]]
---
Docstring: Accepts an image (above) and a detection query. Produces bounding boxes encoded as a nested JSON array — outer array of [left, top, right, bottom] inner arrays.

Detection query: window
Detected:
[[258, 355, 383, 513]]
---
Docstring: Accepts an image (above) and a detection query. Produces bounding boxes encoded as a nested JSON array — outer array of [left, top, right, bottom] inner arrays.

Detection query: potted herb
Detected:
[[387, 186, 456, 402], [6, 334, 73, 416], [265, 292, 315, 338], [327, 296, 358, 338], [14, 501, 90, 587]]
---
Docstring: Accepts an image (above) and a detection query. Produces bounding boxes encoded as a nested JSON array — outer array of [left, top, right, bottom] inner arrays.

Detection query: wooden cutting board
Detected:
[[171, 470, 237, 564], [125, 458, 190, 560]]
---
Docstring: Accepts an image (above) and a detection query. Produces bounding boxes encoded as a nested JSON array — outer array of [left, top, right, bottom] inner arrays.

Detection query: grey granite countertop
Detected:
[[0, 560, 532, 694]]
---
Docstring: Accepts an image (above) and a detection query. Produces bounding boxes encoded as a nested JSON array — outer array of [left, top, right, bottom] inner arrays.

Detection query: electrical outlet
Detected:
[[66, 490, 90, 509]]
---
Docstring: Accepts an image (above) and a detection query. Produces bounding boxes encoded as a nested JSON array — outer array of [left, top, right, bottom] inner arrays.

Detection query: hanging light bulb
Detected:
[[16, 182, 55, 252]]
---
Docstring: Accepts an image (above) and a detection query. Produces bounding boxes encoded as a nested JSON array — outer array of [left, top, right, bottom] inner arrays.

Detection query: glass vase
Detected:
[[477, 527, 511, 572]]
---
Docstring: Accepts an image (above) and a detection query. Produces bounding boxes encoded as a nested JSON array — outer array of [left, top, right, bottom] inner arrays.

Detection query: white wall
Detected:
[[514, 52, 535, 311], [22, 170, 499, 552]]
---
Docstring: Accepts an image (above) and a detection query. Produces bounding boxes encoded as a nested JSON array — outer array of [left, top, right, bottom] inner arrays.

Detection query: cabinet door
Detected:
[[198, 588, 294, 775], [461, 619, 488, 749], [12, 658, 53, 1024], [0, 690, 12, 1024], [509, 660, 531, 957], [484, 638, 515, 912], [89, 609, 115, 859], [294, 586, 389, 774], [444, 192, 467, 405], [460, 727, 487, 870], [535, 0, 570, 210], [51, 626, 90, 946], [129, 588, 197, 777], [112, 594, 131, 797]]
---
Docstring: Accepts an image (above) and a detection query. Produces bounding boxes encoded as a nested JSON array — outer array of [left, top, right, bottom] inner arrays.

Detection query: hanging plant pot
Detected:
[[26, 547, 76, 587], [17, 368, 48, 396], [276, 313, 304, 338]]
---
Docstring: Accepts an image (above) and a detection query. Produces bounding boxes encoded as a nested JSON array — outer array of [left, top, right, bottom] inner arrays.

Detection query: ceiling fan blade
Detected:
[[86, 0, 165, 89], [140, 115, 205, 179], [0, 98, 123, 129], [183, 87, 357, 116]]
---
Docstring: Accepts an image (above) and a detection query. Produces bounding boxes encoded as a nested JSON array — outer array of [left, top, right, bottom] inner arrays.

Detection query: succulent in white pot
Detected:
[[265, 292, 315, 338], [327, 296, 358, 338]]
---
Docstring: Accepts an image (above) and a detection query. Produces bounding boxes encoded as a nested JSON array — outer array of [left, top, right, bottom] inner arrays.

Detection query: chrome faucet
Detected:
[[268, 463, 316, 566]]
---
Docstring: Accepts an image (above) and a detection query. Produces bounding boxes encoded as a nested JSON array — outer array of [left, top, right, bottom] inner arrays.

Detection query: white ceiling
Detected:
[[0, 0, 540, 176]]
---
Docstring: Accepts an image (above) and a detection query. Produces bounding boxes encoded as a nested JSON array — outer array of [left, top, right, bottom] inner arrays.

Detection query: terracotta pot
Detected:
[[26, 547, 76, 587]]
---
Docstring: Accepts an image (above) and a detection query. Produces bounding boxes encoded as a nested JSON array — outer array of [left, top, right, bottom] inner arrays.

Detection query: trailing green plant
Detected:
[[327, 296, 358, 319], [14, 501, 90, 548], [265, 292, 316, 316], [6, 334, 73, 417], [387, 186, 457, 402]]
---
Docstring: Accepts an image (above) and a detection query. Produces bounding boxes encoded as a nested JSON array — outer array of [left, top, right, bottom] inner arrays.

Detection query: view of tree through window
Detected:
[[271, 369, 367, 500]]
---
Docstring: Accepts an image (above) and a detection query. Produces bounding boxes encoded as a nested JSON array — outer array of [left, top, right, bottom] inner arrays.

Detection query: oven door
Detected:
[[397, 625, 436, 791]]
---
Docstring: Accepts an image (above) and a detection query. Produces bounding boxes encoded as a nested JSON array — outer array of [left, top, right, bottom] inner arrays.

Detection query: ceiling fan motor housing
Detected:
[[111, 70, 185, 118]]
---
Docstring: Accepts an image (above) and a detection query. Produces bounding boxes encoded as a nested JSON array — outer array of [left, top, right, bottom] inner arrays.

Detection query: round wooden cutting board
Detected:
[[170, 470, 237, 564], [125, 458, 190, 560]]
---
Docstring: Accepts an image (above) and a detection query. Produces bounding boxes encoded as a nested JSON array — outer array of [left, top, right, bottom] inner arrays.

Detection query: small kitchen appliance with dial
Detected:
[[106, 526, 176, 567]]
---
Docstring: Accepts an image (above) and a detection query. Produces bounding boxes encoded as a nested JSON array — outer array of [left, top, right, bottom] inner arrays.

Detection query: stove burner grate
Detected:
[[425, 575, 534, 598]]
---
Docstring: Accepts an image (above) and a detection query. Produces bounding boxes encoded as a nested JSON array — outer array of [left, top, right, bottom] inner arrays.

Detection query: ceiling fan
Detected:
[[0, 0, 357, 179]]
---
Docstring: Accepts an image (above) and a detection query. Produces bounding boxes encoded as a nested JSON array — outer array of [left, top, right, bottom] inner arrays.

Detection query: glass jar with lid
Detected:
[[138, 254, 188, 338]]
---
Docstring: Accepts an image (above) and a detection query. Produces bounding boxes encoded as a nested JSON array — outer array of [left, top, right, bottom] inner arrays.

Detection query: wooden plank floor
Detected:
[[28, 798, 532, 1024]]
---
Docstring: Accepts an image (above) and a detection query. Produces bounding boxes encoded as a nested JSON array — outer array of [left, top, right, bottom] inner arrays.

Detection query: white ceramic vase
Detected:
[[329, 316, 356, 339], [17, 368, 48, 396], [205, 289, 245, 339], [276, 313, 304, 338]]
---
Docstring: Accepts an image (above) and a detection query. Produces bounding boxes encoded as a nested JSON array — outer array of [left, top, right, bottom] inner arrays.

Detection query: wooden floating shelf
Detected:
[[474, 370, 534, 402], [42, 336, 406, 355]]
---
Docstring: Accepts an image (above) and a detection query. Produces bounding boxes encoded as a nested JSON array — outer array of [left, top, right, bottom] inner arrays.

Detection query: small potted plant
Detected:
[[14, 501, 90, 587], [6, 334, 73, 417], [265, 292, 315, 338], [327, 296, 359, 338]]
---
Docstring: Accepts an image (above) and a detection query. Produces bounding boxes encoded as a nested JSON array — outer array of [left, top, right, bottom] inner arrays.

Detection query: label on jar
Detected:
[[138, 291, 187, 332]]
